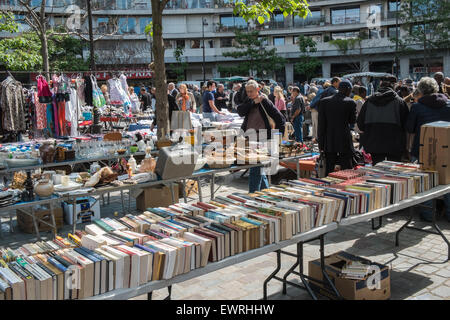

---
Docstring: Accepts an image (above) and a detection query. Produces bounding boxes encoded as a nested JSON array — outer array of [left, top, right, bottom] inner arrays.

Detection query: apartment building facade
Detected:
[[3, 0, 449, 84]]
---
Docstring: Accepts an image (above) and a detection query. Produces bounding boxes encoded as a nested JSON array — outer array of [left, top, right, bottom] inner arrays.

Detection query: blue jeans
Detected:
[[203, 112, 217, 121], [293, 115, 303, 143], [249, 167, 269, 193]]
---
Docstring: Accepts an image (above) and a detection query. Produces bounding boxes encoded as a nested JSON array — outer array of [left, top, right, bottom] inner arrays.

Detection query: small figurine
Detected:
[[126, 163, 133, 178]]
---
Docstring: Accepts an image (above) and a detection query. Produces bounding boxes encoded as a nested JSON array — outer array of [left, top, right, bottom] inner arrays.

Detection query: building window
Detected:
[[97, 17, 109, 33], [176, 40, 185, 48], [220, 38, 233, 48], [53, 16, 66, 27], [207, 39, 214, 48], [331, 7, 360, 25], [331, 31, 359, 40], [164, 39, 173, 49], [118, 17, 136, 34], [294, 34, 322, 44], [219, 15, 248, 31], [294, 10, 321, 27], [116, 0, 133, 9], [139, 17, 152, 34], [388, 0, 399, 12], [191, 39, 200, 49], [258, 36, 268, 46], [273, 36, 285, 46], [388, 26, 399, 39]]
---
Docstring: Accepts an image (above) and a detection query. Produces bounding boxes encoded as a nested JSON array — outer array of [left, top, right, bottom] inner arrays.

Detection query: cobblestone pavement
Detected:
[[1, 171, 449, 300]]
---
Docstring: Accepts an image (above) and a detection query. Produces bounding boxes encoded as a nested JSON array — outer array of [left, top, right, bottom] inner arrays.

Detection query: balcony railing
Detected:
[[387, 11, 398, 19], [214, 23, 249, 32], [293, 15, 326, 28]]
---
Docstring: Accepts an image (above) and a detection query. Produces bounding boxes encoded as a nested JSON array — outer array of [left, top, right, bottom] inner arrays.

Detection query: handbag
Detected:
[[259, 102, 276, 130]]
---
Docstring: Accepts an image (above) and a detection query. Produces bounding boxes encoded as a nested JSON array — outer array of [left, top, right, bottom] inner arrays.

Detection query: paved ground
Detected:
[[1, 170, 449, 300]]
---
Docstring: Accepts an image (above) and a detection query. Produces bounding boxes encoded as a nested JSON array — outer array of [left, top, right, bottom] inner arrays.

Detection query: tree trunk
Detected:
[[40, 0, 50, 80], [41, 33, 50, 80], [152, 0, 169, 140], [87, 0, 95, 71]]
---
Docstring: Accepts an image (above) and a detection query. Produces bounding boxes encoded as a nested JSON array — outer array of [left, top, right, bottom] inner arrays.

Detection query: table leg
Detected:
[[320, 235, 341, 298], [31, 206, 41, 241], [210, 173, 215, 200], [263, 250, 281, 300], [182, 179, 187, 203], [72, 198, 77, 235], [197, 177, 203, 202], [50, 202, 57, 238], [296, 161, 300, 179], [120, 191, 126, 216], [170, 183, 176, 203]]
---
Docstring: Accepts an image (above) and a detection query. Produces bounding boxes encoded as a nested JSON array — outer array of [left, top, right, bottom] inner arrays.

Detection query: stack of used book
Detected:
[[340, 261, 371, 280], [0, 161, 440, 300]]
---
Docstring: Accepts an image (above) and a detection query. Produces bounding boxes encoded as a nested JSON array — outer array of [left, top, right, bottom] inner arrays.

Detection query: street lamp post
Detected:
[[202, 17, 208, 83], [395, 0, 399, 78]]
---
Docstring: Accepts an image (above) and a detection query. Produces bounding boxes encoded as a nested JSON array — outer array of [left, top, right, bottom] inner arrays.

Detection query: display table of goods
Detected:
[[0, 161, 443, 300]]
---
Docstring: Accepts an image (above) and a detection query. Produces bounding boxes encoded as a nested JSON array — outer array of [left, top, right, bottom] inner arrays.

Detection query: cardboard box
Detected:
[[16, 206, 63, 234], [419, 121, 450, 185], [63, 196, 101, 225], [136, 184, 179, 211], [308, 251, 390, 300]]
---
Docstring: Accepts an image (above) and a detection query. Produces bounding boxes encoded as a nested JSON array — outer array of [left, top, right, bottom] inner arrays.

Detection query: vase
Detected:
[[39, 141, 56, 164], [34, 179, 54, 198]]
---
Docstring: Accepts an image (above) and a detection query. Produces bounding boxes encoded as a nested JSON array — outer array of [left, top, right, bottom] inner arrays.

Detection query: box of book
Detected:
[[136, 184, 179, 211], [308, 251, 390, 300], [16, 206, 63, 233], [420, 121, 450, 185], [63, 197, 101, 225]]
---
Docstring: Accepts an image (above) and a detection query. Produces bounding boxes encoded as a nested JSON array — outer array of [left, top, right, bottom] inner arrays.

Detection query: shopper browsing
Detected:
[[202, 80, 224, 121], [237, 80, 285, 193], [356, 76, 409, 164], [176, 84, 196, 112], [318, 80, 357, 175], [289, 87, 305, 143]]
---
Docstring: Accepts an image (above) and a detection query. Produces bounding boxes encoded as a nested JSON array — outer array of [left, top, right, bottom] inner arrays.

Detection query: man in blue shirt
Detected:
[[202, 80, 224, 121]]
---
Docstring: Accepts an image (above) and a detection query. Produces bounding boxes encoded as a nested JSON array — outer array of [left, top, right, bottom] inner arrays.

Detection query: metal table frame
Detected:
[[87, 223, 337, 300], [339, 184, 450, 261]]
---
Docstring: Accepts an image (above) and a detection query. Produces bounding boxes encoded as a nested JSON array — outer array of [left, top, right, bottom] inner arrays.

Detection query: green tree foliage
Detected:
[[0, 12, 18, 33], [294, 35, 321, 81], [218, 30, 286, 77], [395, 0, 450, 71], [234, 0, 310, 23], [169, 46, 188, 81], [0, 30, 88, 71]]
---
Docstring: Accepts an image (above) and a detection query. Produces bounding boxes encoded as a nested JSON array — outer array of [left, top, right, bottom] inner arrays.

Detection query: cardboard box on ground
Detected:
[[308, 251, 390, 300], [420, 121, 450, 185], [62, 197, 101, 225], [16, 206, 63, 233], [136, 184, 179, 211]]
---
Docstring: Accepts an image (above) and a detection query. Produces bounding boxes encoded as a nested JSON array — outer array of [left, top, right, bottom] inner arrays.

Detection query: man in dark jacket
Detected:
[[289, 87, 305, 142], [406, 76, 450, 161], [237, 79, 285, 193], [406, 76, 450, 222], [151, 94, 180, 131], [318, 80, 357, 175], [357, 76, 409, 165], [320, 77, 340, 99], [214, 84, 228, 111]]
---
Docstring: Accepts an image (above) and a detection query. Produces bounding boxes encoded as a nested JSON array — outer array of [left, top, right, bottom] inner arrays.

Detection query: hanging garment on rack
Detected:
[[76, 77, 85, 105], [119, 73, 129, 94], [84, 75, 93, 106], [52, 95, 60, 137], [57, 97, 66, 136], [37, 75, 52, 104], [1, 76, 26, 132], [66, 87, 81, 137], [33, 91, 47, 130], [108, 78, 131, 111], [45, 102, 54, 137], [91, 75, 106, 108]]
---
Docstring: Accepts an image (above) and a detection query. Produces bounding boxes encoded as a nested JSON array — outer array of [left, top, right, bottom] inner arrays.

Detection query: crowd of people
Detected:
[[125, 73, 450, 218]]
